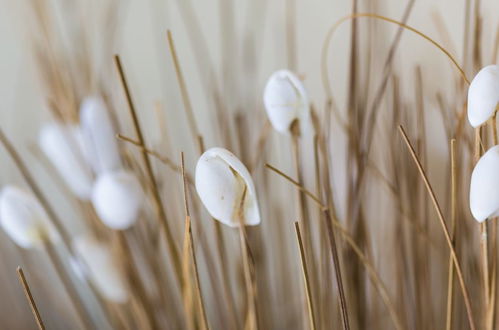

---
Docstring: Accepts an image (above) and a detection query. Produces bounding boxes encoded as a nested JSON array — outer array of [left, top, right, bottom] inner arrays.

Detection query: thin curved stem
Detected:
[[265, 164, 403, 330], [321, 13, 470, 105], [265, 164, 327, 209], [331, 220, 404, 330], [398, 125, 476, 330]]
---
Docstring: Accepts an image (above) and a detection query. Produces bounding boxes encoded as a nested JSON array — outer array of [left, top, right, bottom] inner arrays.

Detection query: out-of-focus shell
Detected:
[[73, 235, 128, 303], [0, 185, 56, 248], [39, 122, 94, 199], [80, 97, 121, 174], [92, 170, 144, 230]]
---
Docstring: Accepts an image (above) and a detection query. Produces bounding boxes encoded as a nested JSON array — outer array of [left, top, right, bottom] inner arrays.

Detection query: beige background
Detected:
[[0, 0, 497, 328]]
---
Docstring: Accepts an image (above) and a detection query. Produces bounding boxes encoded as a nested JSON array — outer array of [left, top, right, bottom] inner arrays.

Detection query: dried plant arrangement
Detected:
[[1, 0, 499, 329]]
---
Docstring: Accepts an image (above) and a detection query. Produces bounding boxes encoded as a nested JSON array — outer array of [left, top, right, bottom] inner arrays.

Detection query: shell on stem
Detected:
[[263, 70, 310, 134], [470, 145, 499, 222], [195, 147, 260, 227], [467, 65, 499, 127]]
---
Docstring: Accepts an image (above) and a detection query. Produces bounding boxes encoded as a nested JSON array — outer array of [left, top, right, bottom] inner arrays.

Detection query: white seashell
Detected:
[[195, 147, 260, 227], [470, 145, 499, 222], [80, 97, 122, 174], [0, 185, 56, 248], [263, 69, 310, 134], [39, 122, 94, 199], [92, 170, 144, 230], [73, 235, 128, 303], [467, 65, 499, 127]]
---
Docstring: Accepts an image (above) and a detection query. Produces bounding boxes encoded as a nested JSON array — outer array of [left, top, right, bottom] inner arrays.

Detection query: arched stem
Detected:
[[321, 13, 470, 106]]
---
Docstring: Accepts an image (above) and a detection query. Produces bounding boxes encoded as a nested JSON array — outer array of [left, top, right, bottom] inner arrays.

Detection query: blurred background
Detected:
[[0, 0, 498, 329], [2, 0, 498, 151]]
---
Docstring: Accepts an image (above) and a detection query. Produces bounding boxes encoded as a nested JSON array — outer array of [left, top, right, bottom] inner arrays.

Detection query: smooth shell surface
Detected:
[[0, 186, 55, 248], [470, 145, 499, 222], [39, 122, 94, 199], [195, 147, 260, 227], [263, 70, 310, 134], [73, 235, 128, 303], [92, 170, 144, 230], [468, 65, 499, 127], [80, 97, 121, 174]]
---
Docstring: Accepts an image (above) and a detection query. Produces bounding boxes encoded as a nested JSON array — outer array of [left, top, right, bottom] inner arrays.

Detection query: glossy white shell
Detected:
[[470, 145, 499, 222], [467, 65, 499, 127], [73, 235, 128, 303], [195, 147, 260, 227], [0, 186, 55, 248], [263, 70, 310, 134], [39, 122, 94, 199], [80, 97, 122, 174], [92, 170, 144, 230]]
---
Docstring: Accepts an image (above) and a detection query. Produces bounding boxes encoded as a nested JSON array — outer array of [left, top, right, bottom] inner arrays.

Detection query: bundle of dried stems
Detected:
[[1, 1, 499, 329]]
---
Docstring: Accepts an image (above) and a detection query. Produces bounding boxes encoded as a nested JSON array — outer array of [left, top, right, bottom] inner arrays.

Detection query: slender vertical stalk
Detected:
[[198, 134, 239, 329], [180, 153, 210, 330], [294, 222, 316, 330], [488, 270, 497, 330], [323, 209, 350, 330], [212, 224, 239, 329], [474, 125, 490, 326], [267, 150, 349, 330], [44, 243, 93, 330], [290, 126, 318, 317], [181, 214, 195, 330], [236, 187, 258, 330], [486, 113, 498, 330], [399, 125, 476, 330], [188, 217, 210, 330], [481, 223, 490, 312], [238, 224, 257, 330], [445, 139, 457, 330], [264, 163, 400, 330], [116, 232, 157, 330], [113, 55, 181, 285], [16, 267, 46, 330], [291, 130, 310, 235], [166, 31, 203, 153], [118, 134, 236, 327], [313, 133, 330, 329]]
